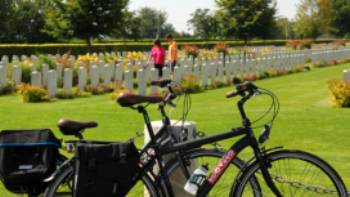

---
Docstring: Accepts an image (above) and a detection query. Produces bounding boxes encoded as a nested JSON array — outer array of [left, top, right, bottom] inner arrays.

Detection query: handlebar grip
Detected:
[[150, 80, 172, 87]]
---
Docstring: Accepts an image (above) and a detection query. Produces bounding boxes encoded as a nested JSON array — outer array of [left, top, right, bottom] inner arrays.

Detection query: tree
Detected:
[[330, 0, 350, 37], [136, 7, 174, 38], [46, 0, 129, 45], [13, 0, 55, 43], [274, 17, 295, 39], [0, 0, 15, 42], [215, 0, 277, 42], [187, 9, 219, 40], [120, 11, 142, 40], [294, 0, 334, 38]]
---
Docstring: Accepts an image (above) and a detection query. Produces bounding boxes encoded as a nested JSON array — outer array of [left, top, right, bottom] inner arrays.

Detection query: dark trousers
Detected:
[[154, 64, 163, 77], [170, 61, 177, 72]]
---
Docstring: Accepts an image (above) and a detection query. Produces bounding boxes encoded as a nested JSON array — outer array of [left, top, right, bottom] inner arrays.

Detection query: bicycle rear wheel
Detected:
[[44, 164, 159, 197], [232, 150, 348, 197], [165, 149, 261, 197]]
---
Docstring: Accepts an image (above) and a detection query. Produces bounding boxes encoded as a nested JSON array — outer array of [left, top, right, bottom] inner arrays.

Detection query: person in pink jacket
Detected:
[[147, 39, 166, 77]]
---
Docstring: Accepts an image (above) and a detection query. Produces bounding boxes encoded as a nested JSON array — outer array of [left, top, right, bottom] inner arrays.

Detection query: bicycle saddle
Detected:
[[117, 93, 163, 107], [58, 119, 98, 135]]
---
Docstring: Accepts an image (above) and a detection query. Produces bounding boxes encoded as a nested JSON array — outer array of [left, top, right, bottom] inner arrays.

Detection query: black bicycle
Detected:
[[43, 80, 259, 197], [44, 79, 348, 197]]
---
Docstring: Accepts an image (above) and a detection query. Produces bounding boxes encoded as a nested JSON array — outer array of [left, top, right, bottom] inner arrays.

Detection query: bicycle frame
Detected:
[[140, 90, 283, 197]]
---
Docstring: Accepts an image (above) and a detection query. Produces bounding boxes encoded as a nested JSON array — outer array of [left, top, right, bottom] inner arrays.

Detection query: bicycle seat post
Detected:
[[137, 105, 156, 142]]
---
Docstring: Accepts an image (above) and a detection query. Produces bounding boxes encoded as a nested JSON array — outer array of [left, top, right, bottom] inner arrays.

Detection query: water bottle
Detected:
[[184, 165, 208, 195]]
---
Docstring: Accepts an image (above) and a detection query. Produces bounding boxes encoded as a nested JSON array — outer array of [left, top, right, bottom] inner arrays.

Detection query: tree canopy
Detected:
[[187, 9, 219, 40], [215, 0, 277, 41]]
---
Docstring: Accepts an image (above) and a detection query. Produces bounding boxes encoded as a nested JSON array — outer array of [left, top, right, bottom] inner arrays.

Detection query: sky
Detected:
[[129, 0, 299, 33]]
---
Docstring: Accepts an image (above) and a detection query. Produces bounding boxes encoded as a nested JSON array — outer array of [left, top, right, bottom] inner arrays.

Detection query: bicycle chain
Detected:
[[271, 174, 341, 195]]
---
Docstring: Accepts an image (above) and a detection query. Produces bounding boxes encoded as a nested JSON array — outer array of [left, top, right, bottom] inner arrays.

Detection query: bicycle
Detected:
[[161, 80, 348, 196], [44, 80, 259, 197], [45, 79, 349, 196]]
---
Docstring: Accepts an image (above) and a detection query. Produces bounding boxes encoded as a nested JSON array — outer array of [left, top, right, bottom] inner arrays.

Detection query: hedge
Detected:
[[0, 39, 343, 57]]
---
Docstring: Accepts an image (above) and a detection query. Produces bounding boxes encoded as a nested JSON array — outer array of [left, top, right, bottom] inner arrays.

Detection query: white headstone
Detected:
[[162, 67, 170, 80], [193, 65, 199, 79], [78, 67, 87, 91], [90, 66, 99, 87], [150, 68, 159, 94], [31, 71, 42, 87], [63, 68, 73, 92], [103, 64, 112, 85], [47, 70, 57, 97], [174, 66, 182, 83], [12, 65, 22, 85], [56, 64, 63, 80], [202, 64, 208, 87], [42, 64, 49, 86], [344, 69, 350, 82], [124, 71, 133, 92], [210, 63, 217, 83], [137, 69, 147, 95], [114, 64, 123, 87], [0, 66, 7, 86]]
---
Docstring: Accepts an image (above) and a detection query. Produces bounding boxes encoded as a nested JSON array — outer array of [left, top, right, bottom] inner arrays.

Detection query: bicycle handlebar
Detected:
[[150, 79, 177, 107], [226, 80, 258, 99], [150, 80, 173, 88]]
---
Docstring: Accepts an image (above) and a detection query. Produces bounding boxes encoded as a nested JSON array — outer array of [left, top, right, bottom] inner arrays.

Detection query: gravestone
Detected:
[[103, 64, 112, 85], [124, 70, 133, 92], [12, 65, 22, 85], [56, 64, 63, 80], [47, 70, 57, 97], [78, 67, 87, 91], [42, 64, 49, 86], [90, 66, 99, 87], [63, 68, 73, 92], [343, 69, 350, 82], [150, 68, 159, 94], [0, 65, 7, 86], [202, 64, 208, 87], [137, 69, 147, 95], [162, 67, 170, 80], [31, 71, 42, 87], [174, 66, 182, 83], [114, 64, 123, 87]]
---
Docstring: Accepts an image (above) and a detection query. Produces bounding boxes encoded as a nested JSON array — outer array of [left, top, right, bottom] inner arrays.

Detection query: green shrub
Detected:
[[181, 74, 202, 93], [328, 80, 350, 107], [35, 54, 56, 70], [0, 39, 340, 56], [210, 80, 225, 89], [17, 84, 49, 102], [56, 88, 91, 99], [85, 84, 113, 95]]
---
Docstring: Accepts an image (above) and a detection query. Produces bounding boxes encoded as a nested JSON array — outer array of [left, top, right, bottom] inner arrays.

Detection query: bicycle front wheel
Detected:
[[232, 150, 348, 197], [44, 164, 159, 197], [165, 149, 261, 197]]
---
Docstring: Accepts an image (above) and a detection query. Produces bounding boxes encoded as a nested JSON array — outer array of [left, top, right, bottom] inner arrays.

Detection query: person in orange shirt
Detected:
[[166, 34, 178, 72]]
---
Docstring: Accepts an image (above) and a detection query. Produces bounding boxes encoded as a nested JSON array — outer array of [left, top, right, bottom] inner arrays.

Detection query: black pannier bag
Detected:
[[0, 129, 61, 194], [74, 141, 140, 197]]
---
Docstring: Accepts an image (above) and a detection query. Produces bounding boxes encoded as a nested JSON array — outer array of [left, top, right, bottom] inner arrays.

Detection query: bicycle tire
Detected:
[[232, 149, 349, 197], [165, 149, 261, 197], [43, 164, 159, 197]]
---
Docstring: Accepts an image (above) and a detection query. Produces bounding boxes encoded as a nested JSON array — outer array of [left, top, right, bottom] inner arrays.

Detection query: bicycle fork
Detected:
[[252, 141, 283, 197]]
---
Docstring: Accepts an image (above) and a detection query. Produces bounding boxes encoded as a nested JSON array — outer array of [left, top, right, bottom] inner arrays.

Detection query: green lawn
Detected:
[[0, 63, 350, 196]]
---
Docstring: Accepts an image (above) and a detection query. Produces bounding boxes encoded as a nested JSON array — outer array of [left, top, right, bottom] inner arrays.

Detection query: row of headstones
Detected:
[[2, 48, 350, 90], [312, 49, 350, 64]]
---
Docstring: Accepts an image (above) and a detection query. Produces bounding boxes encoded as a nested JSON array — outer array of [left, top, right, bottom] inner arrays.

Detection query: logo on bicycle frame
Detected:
[[208, 150, 236, 184]]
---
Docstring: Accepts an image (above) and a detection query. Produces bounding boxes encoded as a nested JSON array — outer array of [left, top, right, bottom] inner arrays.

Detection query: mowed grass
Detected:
[[0, 63, 350, 196]]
